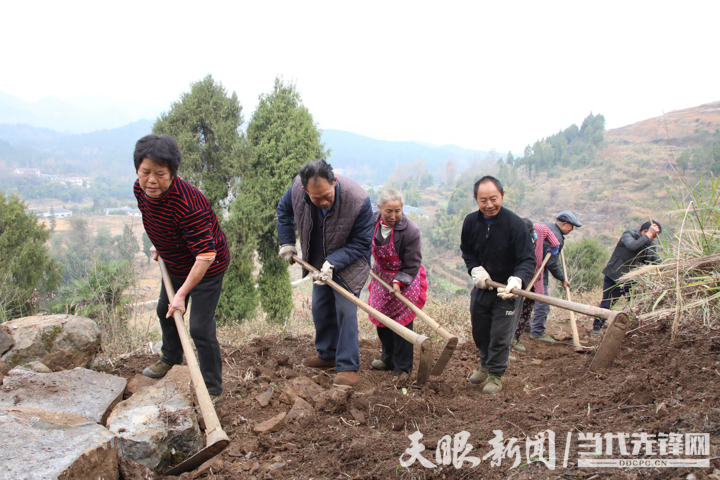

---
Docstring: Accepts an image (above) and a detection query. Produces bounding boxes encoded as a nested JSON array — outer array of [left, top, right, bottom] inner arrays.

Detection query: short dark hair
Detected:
[[133, 135, 181, 178], [640, 220, 662, 233], [473, 175, 504, 198], [522, 217, 534, 237], [299, 159, 334, 188]]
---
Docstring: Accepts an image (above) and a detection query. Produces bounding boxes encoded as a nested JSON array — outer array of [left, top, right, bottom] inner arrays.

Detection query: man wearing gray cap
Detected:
[[529, 211, 582, 342]]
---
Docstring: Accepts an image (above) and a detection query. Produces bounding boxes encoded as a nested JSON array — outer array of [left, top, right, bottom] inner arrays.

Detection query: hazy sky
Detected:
[[2, 1, 718, 153]]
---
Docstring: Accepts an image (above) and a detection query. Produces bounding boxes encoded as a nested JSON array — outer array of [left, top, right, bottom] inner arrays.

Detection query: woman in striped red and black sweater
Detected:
[[134, 135, 229, 398]]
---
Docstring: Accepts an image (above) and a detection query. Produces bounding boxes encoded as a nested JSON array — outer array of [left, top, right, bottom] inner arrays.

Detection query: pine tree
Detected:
[[118, 224, 140, 261], [219, 77, 326, 324], [142, 231, 152, 263], [48, 206, 56, 232], [153, 75, 244, 214]]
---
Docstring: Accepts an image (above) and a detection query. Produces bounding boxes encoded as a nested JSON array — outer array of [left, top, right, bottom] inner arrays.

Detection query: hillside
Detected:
[[412, 102, 720, 295], [511, 101, 720, 241], [0, 120, 154, 176]]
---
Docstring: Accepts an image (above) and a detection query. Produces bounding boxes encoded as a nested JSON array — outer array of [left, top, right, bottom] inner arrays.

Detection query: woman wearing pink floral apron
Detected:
[[368, 190, 427, 379]]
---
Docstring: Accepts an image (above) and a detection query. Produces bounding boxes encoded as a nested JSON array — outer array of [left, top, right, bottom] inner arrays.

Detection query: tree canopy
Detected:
[[219, 77, 326, 323], [517, 113, 606, 175], [153, 75, 244, 213]]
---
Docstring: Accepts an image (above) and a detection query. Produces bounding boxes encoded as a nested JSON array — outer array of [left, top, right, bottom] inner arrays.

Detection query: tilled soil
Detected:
[[111, 321, 720, 480]]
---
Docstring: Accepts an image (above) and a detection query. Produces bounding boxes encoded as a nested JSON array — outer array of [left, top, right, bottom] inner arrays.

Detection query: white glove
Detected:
[[498, 276, 522, 300], [279, 244, 297, 265], [313, 261, 334, 285], [471, 266, 492, 290]]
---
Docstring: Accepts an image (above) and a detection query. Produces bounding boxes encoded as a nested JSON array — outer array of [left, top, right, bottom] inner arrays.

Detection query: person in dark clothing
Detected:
[[277, 159, 374, 387], [593, 220, 662, 335], [368, 190, 427, 383], [460, 176, 536, 393], [134, 135, 229, 400], [530, 211, 582, 342]]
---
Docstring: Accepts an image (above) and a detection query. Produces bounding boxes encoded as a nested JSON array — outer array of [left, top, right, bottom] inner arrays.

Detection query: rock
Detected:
[[278, 386, 301, 405], [107, 366, 203, 472], [26, 361, 52, 373], [189, 457, 224, 479], [0, 326, 13, 355], [349, 407, 366, 424], [0, 367, 127, 424], [126, 374, 156, 396], [531, 359, 543, 365], [314, 387, 352, 413], [0, 406, 118, 480], [252, 412, 286, 435], [312, 374, 331, 387], [151, 340, 163, 355], [0, 373, 3, 385], [285, 397, 314, 422], [0, 361, 10, 375], [290, 376, 324, 401], [0, 314, 101, 371], [256, 386, 273, 407]]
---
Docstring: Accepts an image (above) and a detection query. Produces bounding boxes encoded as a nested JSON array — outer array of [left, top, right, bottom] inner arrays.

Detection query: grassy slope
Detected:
[[425, 101, 720, 294]]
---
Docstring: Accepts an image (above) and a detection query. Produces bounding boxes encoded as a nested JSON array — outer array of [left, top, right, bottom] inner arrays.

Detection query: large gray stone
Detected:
[[0, 326, 13, 356], [0, 406, 118, 480], [106, 366, 203, 472], [1, 314, 101, 371], [0, 367, 127, 425]]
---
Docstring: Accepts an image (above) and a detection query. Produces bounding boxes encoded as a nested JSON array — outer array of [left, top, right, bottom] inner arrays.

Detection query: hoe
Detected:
[[294, 256, 435, 385], [486, 278, 630, 371], [159, 258, 230, 475], [369, 270, 459, 377]]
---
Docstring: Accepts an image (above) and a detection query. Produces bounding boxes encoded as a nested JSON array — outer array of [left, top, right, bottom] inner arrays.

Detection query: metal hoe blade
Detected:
[[368, 271, 459, 378]]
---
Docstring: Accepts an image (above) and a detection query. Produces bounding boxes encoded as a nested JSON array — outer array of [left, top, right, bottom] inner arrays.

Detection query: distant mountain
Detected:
[[321, 129, 490, 184], [0, 120, 491, 183], [0, 90, 166, 134], [0, 120, 154, 176]]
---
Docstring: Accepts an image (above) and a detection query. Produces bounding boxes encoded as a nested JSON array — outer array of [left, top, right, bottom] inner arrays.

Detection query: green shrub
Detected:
[[563, 237, 610, 292]]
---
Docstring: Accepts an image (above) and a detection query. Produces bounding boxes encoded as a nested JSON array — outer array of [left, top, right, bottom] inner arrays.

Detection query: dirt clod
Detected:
[[252, 412, 286, 435]]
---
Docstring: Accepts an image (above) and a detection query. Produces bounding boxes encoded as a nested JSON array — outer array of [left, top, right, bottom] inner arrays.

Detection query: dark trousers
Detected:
[[311, 279, 360, 372], [514, 297, 535, 339], [531, 276, 551, 336], [470, 288, 522, 376], [377, 321, 414, 375], [157, 271, 225, 395], [594, 275, 632, 328]]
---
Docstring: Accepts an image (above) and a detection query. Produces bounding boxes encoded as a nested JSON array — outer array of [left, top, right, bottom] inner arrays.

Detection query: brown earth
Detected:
[[108, 318, 720, 480]]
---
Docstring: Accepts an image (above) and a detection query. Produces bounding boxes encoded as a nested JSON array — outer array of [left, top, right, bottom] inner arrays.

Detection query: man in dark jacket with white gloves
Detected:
[[277, 159, 374, 387], [460, 176, 535, 393], [593, 220, 662, 335]]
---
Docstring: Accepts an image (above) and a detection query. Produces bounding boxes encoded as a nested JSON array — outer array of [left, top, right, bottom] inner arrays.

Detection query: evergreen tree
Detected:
[[142, 231, 153, 263], [118, 224, 140, 261], [48, 206, 56, 232], [0, 192, 62, 320], [153, 75, 244, 213], [219, 77, 326, 323], [506, 151, 514, 166], [676, 150, 690, 174]]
